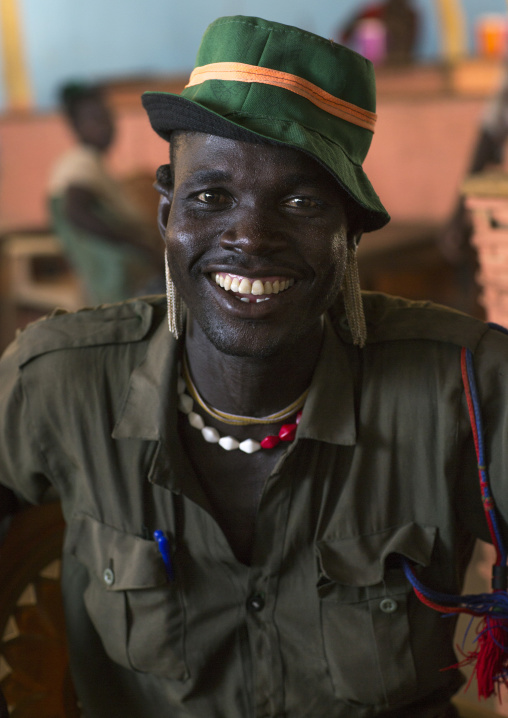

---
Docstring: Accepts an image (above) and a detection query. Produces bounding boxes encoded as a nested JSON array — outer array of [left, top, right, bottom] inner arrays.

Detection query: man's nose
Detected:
[[219, 208, 288, 255]]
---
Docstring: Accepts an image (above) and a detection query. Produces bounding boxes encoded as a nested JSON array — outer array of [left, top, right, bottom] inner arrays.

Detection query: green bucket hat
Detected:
[[142, 15, 390, 233]]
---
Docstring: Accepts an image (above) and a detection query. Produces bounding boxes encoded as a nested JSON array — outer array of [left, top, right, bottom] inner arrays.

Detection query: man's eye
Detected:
[[196, 190, 230, 205], [283, 196, 320, 209]]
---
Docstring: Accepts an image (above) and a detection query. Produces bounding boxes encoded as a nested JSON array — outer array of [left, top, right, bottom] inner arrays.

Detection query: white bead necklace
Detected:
[[177, 376, 302, 453]]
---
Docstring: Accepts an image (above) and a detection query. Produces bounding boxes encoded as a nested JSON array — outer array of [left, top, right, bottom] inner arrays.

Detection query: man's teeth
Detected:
[[213, 273, 294, 299]]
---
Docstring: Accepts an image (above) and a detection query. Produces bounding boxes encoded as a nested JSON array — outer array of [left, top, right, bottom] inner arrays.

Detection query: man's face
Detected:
[[162, 132, 354, 358], [74, 97, 114, 151]]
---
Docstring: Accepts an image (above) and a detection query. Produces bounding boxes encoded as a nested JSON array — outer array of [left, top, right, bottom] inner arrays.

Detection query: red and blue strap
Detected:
[[401, 323, 508, 699]]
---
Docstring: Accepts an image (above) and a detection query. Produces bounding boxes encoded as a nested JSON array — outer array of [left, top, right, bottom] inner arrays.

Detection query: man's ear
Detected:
[[344, 196, 364, 249], [154, 178, 173, 239], [347, 228, 363, 249]]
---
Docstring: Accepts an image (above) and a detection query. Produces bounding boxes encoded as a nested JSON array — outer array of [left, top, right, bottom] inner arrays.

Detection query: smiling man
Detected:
[[1, 15, 508, 718]]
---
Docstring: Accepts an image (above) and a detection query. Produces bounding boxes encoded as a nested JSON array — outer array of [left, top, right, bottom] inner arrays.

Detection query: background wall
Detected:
[[0, 0, 507, 112]]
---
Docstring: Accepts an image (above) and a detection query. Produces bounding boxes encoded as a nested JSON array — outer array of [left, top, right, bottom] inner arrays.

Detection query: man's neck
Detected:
[[182, 318, 324, 419]]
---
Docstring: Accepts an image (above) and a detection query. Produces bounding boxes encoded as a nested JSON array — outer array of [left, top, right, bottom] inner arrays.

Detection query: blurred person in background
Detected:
[[48, 82, 164, 304]]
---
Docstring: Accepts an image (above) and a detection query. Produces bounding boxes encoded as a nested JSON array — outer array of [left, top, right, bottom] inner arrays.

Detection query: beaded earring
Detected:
[[165, 248, 185, 339], [342, 245, 367, 348]]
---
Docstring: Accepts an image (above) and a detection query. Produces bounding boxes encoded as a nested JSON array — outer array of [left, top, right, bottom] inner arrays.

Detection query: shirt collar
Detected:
[[112, 312, 357, 446], [112, 317, 177, 441], [296, 314, 357, 445]]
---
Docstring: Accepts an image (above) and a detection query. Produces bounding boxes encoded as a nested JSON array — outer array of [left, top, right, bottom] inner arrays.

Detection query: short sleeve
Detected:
[[0, 339, 52, 504]]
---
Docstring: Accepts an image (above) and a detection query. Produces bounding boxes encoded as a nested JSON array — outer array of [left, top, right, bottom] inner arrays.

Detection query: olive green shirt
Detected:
[[0, 292, 507, 718]]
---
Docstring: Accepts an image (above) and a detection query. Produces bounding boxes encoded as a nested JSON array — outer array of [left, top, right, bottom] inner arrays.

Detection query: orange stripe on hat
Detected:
[[186, 62, 377, 133]]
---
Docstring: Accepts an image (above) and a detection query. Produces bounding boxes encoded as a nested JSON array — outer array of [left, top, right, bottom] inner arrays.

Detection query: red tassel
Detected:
[[455, 616, 508, 699]]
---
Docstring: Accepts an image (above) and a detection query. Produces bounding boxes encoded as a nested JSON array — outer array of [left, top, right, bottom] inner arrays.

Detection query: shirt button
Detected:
[[103, 568, 115, 586], [379, 597, 398, 613], [247, 593, 265, 612]]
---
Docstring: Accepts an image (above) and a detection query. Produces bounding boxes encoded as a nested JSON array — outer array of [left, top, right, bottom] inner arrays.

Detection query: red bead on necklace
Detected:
[[260, 412, 302, 449]]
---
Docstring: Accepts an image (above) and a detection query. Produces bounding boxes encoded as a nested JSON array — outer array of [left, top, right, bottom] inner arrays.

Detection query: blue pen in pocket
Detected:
[[154, 530, 175, 582]]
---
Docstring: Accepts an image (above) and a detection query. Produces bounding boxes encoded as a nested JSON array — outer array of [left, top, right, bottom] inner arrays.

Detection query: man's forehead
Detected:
[[172, 129, 260, 155], [172, 131, 331, 180]]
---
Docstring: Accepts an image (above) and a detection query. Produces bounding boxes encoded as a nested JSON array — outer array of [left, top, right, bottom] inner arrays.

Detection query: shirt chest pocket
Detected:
[[316, 522, 436, 707], [65, 514, 188, 682]]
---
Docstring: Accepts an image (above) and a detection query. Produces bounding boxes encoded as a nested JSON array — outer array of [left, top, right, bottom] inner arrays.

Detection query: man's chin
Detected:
[[196, 319, 295, 360]]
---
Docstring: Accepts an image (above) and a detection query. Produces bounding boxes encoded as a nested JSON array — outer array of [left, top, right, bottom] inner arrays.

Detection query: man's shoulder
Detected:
[[11, 295, 166, 368], [330, 292, 491, 351]]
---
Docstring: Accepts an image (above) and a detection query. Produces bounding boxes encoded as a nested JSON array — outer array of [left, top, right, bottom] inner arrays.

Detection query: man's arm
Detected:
[[0, 484, 21, 546], [0, 485, 19, 523]]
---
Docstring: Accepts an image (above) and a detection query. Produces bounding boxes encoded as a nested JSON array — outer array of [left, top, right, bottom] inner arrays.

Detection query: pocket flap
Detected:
[[316, 523, 436, 586], [65, 514, 167, 590]]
